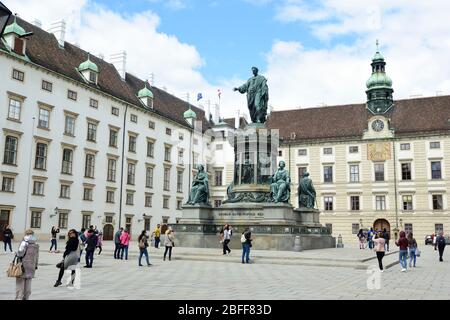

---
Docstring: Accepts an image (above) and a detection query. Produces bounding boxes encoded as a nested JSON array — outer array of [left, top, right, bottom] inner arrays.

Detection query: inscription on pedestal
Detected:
[[218, 212, 264, 217]]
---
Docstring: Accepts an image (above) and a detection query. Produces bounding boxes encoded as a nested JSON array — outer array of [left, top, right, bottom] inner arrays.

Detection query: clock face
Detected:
[[372, 120, 385, 132]]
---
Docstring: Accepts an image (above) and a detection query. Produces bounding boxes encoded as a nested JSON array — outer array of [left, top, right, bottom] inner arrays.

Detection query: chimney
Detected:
[[47, 20, 66, 48], [214, 103, 220, 124], [98, 53, 105, 60], [109, 51, 127, 80], [33, 19, 42, 28]]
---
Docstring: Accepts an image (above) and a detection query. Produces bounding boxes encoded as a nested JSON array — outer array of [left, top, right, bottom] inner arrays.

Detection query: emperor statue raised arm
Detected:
[[234, 67, 269, 124], [186, 164, 210, 205], [270, 161, 291, 203]]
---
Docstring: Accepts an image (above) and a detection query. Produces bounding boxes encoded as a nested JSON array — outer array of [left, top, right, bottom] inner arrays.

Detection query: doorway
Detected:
[[373, 219, 390, 233], [103, 224, 114, 241], [0, 210, 11, 241]]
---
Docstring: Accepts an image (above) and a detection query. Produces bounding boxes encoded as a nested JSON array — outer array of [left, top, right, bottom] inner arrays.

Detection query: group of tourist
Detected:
[[357, 228, 390, 251], [218, 224, 254, 264]]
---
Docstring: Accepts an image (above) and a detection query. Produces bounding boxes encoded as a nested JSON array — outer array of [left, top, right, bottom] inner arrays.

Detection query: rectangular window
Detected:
[[33, 181, 44, 195], [215, 171, 223, 186], [58, 212, 68, 229], [435, 224, 444, 234], [130, 114, 138, 123], [64, 116, 76, 136], [324, 197, 333, 211], [105, 216, 113, 224], [214, 200, 222, 208], [8, 98, 21, 120], [67, 90, 77, 101], [298, 167, 307, 182], [1, 177, 14, 192], [145, 194, 153, 207], [126, 193, 134, 205], [60, 185, 70, 198], [166, 128, 172, 135], [431, 161, 442, 180], [30, 211, 42, 229], [89, 98, 98, 109], [146, 167, 154, 188], [404, 223, 413, 235], [402, 195, 413, 211], [165, 146, 171, 162], [4, 136, 18, 165], [85, 154, 95, 178], [400, 143, 410, 150], [42, 80, 53, 92], [148, 121, 155, 129], [352, 223, 360, 234], [129, 135, 137, 152], [107, 159, 117, 182], [350, 196, 360, 211], [178, 150, 184, 165], [106, 190, 115, 203], [61, 149, 73, 174], [376, 195, 386, 211], [323, 148, 333, 155], [111, 107, 119, 116], [323, 166, 333, 183], [433, 195, 443, 210], [349, 164, 359, 182], [82, 215, 91, 229], [298, 149, 307, 156], [164, 168, 170, 191], [35, 143, 48, 170], [374, 163, 385, 181], [127, 163, 136, 185], [349, 146, 359, 153], [177, 171, 183, 193], [401, 163, 412, 181], [430, 141, 441, 149], [215, 144, 223, 151], [87, 123, 97, 142], [163, 197, 169, 209], [38, 108, 50, 129], [12, 69, 24, 81], [109, 129, 118, 147], [147, 141, 154, 158], [83, 188, 93, 201], [177, 200, 183, 210], [193, 153, 199, 167]]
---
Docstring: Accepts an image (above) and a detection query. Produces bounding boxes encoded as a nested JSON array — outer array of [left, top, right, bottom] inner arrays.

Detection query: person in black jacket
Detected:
[[241, 227, 253, 264], [3, 225, 13, 252], [50, 226, 60, 253], [84, 229, 98, 268], [435, 232, 447, 262], [54, 229, 79, 287]]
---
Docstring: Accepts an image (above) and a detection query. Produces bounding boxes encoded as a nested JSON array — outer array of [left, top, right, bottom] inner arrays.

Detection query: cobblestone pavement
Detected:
[[0, 243, 448, 300]]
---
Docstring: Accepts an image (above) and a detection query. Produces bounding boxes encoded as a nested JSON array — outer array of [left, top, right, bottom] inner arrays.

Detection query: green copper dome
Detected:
[[78, 55, 99, 73], [4, 16, 26, 37], [366, 72, 392, 89], [138, 85, 154, 99], [372, 51, 384, 62], [183, 108, 197, 119]]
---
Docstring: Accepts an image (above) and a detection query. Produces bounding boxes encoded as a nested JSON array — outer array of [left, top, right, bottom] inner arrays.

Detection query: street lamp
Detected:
[[0, 2, 12, 39], [51, 207, 58, 218]]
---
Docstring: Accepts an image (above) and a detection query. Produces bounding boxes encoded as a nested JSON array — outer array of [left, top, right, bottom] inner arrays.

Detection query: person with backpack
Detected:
[[49, 226, 60, 253], [15, 229, 39, 300], [241, 227, 253, 264], [114, 227, 123, 259], [357, 229, 366, 249], [395, 231, 409, 272], [382, 228, 390, 251], [373, 231, 385, 272], [138, 230, 152, 267], [223, 224, 232, 255], [368, 228, 375, 250], [84, 229, 98, 268], [120, 229, 131, 260], [435, 231, 447, 262], [3, 225, 13, 253], [407, 232, 418, 268]]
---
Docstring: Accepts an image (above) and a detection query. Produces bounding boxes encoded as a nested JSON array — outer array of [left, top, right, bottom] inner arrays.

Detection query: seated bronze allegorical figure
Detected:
[[298, 172, 316, 209], [186, 164, 210, 205], [270, 161, 291, 203]]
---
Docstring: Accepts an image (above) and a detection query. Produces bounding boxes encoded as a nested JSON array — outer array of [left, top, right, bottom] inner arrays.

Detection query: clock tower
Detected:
[[366, 40, 394, 115]]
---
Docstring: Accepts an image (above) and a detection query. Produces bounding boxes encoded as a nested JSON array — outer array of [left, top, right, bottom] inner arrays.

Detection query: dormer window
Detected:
[[78, 53, 99, 85], [89, 72, 97, 84], [137, 82, 154, 109], [3, 16, 28, 56]]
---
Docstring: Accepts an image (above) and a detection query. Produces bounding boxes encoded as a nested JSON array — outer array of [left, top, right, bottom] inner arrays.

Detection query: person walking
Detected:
[[138, 230, 152, 267], [15, 229, 39, 300], [357, 229, 366, 249], [407, 232, 418, 268], [395, 231, 409, 272], [84, 229, 97, 268], [154, 224, 161, 249], [3, 225, 13, 253], [163, 227, 175, 261], [373, 231, 386, 272], [49, 226, 60, 253], [96, 232, 103, 255], [241, 227, 253, 264], [120, 229, 131, 260], [78, 228, 86, 262], [382, 228, 390, 251], [54, 229, 79, 287], [435, 232, 447, 262], [368, 227, 375, 250], [223, 224, 232, 255], [114, 227, 123, 259]]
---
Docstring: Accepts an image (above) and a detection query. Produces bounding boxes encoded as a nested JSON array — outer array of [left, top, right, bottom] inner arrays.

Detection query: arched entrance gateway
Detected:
[[373, 219, 390, 233], [103, 224, 114, 241]]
